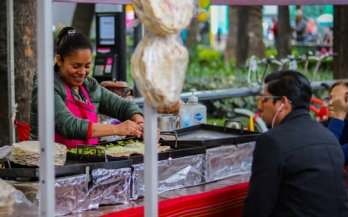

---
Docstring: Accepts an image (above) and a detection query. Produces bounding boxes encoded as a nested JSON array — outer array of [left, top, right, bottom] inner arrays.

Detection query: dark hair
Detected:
[[329, 80, 348, 93], [264, 70, 312, 110], [54, 26, 93, 72]]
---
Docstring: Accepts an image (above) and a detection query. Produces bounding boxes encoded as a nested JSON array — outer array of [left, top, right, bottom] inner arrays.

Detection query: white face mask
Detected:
[[271, 103, 284, 128]]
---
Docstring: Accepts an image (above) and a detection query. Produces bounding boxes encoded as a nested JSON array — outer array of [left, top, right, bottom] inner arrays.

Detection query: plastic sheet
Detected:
[[89, 168, 132, 206], [204, 142, 255, 182], [132, 0, 194, 35], [131, 154, 204, 200], [9, 174, 89, 216], [0, 178, 38, 217], [131, 33, 189, 107]]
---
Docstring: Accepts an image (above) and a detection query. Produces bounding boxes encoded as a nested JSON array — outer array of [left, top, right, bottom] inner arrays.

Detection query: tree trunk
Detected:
[[14, 0, 36, 128], [0, 0, 36, 145], [0, 1, 9, 145], [248, 6, 265, 58], [236, 6, 249, 68], [224, 6, 238, 62], [333, 6, 348, 79], [71, 3, 95, 37], [186, 18, 199, 48], [277, 6, 292, 59]]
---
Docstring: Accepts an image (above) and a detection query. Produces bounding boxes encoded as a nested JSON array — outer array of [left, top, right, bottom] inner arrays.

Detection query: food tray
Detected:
[[161, 124, 260, 148], [66, 137, 206, 164], [0, 159, 132, 179]]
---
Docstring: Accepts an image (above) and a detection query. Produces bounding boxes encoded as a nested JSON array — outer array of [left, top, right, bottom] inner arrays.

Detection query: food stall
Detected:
[[4, 0, 345, 217]]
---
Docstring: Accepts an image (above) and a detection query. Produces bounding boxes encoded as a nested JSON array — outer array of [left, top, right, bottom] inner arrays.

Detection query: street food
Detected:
[[131, 33, 188, 107], [68, 140, 171, 157], [9, 141, 67, 166]]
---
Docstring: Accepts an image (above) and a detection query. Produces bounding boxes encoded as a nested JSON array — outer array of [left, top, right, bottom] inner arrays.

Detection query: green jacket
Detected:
[[29, 72, 143, 140]]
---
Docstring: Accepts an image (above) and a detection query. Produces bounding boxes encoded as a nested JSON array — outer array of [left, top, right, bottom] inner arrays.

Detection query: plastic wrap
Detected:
[[131, 33, 189, 107], [89, 168, 132, 206], [0, 178, 38, 217], [132, 0, 194, 35], [10, 174, 89, 216], [7, 181, 40, 206], [9, 141, 67, 166], [204, 142, 255, 182], [132, 154, 204, 200]]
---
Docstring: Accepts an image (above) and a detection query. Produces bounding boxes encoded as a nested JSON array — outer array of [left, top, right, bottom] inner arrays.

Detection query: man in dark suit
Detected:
[[243, 70, 348, 217]]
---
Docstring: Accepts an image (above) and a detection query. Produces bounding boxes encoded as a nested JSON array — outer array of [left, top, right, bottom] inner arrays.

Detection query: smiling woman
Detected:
[[28, 26, 155, 149]]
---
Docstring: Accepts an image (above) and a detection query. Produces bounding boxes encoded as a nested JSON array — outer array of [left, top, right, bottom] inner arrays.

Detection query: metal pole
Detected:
[[37, 0, 55, 216], [6, 0, 15, 144], [117, 5, 127, 82], [144, 101, 158, 217], [133, 13, 142, 97]]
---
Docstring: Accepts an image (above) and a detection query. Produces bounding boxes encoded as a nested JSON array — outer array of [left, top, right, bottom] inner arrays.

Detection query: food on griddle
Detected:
[[9, 141, 67, 166], [132, 0, 194, 35], [68, 140, 171, 157], [131, 33, 188, 107]]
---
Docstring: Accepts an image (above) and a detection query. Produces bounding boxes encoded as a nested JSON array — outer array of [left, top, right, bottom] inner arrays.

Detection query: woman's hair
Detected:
[[329, 80, 348, 93], [54, 26, 93, 72], [264, 70, 312, 110]]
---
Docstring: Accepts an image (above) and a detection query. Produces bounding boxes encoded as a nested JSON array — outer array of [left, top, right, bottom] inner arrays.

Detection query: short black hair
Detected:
[[54, 26, 93, 72], [264, 70, 311, 110]]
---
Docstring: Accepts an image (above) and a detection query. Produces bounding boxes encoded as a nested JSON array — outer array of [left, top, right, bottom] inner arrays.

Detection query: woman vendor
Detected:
[[325, 80, 348, 165], [29, 26, 150, 149]]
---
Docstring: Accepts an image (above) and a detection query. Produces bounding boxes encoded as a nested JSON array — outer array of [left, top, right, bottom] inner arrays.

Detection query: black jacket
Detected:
[[243, 108, 348, 217]]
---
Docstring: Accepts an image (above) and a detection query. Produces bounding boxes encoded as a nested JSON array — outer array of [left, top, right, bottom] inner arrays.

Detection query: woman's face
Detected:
[[56, 49, 92, 90], [327, 85, 348, 118]]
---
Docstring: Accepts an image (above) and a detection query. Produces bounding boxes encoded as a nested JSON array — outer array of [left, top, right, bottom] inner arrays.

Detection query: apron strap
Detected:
[[79, 85, 92, 105], [63, 82, 92, 105]]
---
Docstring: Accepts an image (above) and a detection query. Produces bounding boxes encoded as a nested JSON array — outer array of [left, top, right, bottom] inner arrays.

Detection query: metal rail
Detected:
[[134, 80, 338, 107]]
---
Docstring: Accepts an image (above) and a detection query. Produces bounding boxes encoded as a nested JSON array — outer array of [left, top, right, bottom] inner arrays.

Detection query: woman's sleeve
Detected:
[[98, 85, 143, 121], [341, 144, 348, 166], [328, 118, 345, 141]]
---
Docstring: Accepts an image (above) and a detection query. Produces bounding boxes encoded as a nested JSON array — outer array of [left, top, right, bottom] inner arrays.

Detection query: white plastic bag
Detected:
[[131, 33, 189, 107], [132, 0, 194, 35]]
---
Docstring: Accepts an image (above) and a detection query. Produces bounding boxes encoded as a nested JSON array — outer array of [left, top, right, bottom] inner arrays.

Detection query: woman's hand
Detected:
[[114, 120, 143, 137], [332, 91, 348, 120], [137, 122, 161, 142]]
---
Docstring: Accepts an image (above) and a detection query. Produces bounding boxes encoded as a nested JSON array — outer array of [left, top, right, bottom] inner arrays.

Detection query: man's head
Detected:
[[259, 70, 312, 128], [296, 9, 303, 20]]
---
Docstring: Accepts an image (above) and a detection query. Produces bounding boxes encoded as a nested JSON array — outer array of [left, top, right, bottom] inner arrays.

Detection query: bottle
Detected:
[[179, 89, 207, 128]]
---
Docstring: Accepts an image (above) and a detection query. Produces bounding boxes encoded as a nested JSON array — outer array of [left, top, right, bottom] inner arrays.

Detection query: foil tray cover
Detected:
[[88, 168, 132, 206], [204, 142, 255, 182], [131, 154, 204, 200], [54, 174, 89, 215]]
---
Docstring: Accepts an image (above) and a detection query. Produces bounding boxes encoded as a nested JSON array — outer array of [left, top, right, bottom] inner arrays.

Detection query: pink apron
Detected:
[[55, 84, 98, 149]]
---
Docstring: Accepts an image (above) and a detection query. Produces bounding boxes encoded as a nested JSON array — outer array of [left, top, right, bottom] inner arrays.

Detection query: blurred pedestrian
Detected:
[[270, 16, 278, 49], [294, 9, 308, 43], [306, 18, 318, 42]]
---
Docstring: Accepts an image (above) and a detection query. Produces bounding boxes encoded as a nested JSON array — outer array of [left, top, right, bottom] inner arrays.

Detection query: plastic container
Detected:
[[179, 89, 207, 128]]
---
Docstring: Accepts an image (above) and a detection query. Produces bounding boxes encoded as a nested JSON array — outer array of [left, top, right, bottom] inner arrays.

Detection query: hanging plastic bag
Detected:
[[132, 0, 194, 35], [131, 33, 189, 107]]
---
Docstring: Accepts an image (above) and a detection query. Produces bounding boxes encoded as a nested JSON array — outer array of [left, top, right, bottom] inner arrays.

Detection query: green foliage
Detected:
[[125, 44, 333, 120], [184, 46, 333, 119], [265, 49, 277, 58]]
